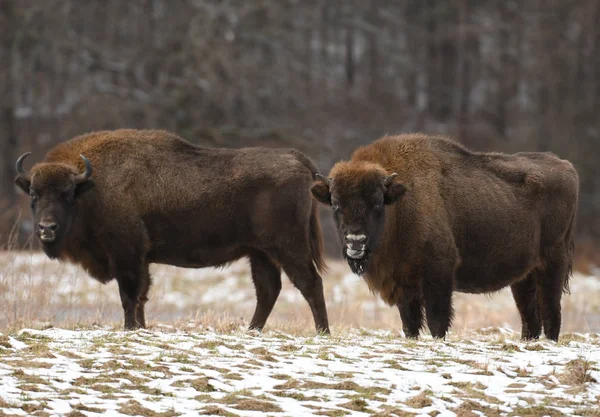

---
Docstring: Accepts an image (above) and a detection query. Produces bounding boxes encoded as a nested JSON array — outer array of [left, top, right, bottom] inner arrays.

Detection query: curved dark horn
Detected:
[[74, 154, 93, 184], [314, 173, 331, 185], [383, 173, 398, 187], [15, 152, 32, 177]]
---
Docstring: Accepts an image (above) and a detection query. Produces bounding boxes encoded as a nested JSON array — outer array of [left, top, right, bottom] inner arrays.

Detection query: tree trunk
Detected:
[[454, 0, 469, 141], [0, 0, 17, 211], [367, 2, 379, 97], [345, 9, 355, 88]]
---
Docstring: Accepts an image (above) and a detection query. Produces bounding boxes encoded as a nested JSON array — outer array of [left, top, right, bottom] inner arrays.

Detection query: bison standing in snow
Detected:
[[311, 134, 578, 341], [15, 129, 329, 333]]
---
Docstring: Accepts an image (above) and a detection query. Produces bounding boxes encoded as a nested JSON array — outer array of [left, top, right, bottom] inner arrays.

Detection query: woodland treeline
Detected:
[[1, 0, 599, 257]]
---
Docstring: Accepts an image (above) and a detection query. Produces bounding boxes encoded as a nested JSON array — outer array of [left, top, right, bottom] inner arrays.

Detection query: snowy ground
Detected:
[[1, 251, 600, 416], [0, 327, 599, 416]]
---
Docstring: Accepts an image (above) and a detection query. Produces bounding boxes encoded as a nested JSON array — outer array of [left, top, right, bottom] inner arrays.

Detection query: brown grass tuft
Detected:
[[190, 377, 216, 392], [118, 400, 178, 417], [453, 400, 501, 417], [231, 398, 283, 412], [559, 358, 597, 385], [405, 390, 433, 408], [198, 406, 239, 416], [338, 398, 372, 412], [508, 405, 565, 417]]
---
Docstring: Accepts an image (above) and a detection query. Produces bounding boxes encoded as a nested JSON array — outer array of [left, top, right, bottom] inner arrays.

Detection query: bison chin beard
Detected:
[[345, 251, 371, 276], [40, 239, 64, 260]]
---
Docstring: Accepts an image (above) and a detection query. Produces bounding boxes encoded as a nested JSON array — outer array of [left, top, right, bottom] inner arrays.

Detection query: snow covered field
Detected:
[[0, 327, 599, 416], [1, 251, 600, 416]]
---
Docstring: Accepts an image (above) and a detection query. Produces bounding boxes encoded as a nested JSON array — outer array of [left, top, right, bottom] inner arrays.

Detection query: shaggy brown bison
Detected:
[[15, 129, 329, 333], [312, 134, 578, 341]]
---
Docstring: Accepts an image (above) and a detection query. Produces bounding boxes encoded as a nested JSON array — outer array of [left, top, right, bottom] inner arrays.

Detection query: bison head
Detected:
[[15, 153, 94, 258], [311, 162, 406, 275]]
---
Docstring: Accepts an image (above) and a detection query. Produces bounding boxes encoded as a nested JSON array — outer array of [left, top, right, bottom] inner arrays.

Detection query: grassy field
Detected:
[[1, 251, 600, 416], [1, 251, 600, 334]]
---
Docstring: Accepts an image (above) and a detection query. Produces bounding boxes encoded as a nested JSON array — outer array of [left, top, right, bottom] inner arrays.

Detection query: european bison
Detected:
[[15, 129, 329, 333], [311, 134, 578, 341]]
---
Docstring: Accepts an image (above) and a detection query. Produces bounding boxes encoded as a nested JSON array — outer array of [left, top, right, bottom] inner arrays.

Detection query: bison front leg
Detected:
[[116, 267, 150, 330], [117, 276, 139, 330], [397, 287, 423, 339], [134, 266, 152, 329], [420, 246, 456, 339]]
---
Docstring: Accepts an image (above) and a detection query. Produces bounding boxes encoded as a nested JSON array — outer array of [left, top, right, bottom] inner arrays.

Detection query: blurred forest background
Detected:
[[1, 0, 599, 264]]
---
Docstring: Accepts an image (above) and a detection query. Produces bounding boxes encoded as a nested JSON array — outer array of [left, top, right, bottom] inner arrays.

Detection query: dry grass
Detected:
[[453, 400, 502, 417], [1, 250, 600, 335], [198, 406, 239, 416], [230, 398, 282, 412], [405, 390, 433, 408], [118, 400, 178, 417], [559, 358, 598, 385]]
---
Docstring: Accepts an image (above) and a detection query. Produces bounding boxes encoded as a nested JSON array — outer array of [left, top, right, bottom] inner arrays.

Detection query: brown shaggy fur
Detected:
[[312, 133, 579, 341], [15, 129, 329, 333]]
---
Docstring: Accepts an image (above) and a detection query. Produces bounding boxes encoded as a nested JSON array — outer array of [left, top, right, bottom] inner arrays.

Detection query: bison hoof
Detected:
[[124, 323, 144, 331], [316, 328, 331, 337]]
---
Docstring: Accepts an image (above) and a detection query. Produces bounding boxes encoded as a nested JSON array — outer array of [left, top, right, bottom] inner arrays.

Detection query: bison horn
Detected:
[[384, 173, 398, 187], [74, 154, 93, 184], [15, 152, 32, 178], [315, 173, 331, 186]]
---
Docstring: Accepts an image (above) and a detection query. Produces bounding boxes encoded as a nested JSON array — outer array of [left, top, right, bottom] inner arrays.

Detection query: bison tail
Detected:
[[563, 240, 574, 295], [563, 208, 577, 295], [309, 201, 328, 275]]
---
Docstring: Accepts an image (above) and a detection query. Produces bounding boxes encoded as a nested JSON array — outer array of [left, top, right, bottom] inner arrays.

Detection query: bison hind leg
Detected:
[[511, 273, 542, 340], [536, 248, 569, 342], [420, 254, 456, 339], [248, 251, 282, 332], [277, 252, 330, 335]]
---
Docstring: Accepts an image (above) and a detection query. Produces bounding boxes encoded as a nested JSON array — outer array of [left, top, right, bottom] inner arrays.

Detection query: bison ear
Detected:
[[383, 173, 406, 205], [15, 176, 31, 194], [75, 179, 95, 197], [311, 175, 332, 205]]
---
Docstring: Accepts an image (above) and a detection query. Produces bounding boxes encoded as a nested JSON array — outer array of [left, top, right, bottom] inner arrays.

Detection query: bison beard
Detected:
[[41, 241, 62, 260], [345, 251, 370, 276]]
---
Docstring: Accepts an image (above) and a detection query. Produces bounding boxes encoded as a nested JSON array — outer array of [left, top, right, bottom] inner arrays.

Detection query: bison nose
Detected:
[[37, 221, 58, 242], [38, 221, 58, 232], [345, 233, 367, 250], [346, 233, 367, 244]]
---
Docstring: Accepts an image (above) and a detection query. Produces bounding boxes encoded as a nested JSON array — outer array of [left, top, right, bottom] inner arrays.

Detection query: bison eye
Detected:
[[332, 203, 340, 212], [29, 191, 38, 200]]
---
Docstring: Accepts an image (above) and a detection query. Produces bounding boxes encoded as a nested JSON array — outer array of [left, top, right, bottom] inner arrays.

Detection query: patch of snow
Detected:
[[2, 327, 598, 416]]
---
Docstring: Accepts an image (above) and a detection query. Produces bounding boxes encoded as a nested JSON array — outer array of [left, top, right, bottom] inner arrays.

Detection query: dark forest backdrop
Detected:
[[1, 0, 599, 262]]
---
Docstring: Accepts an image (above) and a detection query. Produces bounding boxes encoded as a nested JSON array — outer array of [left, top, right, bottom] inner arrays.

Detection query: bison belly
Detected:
[[453, 249, 538, 294], [452, 216, 541, 294]]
